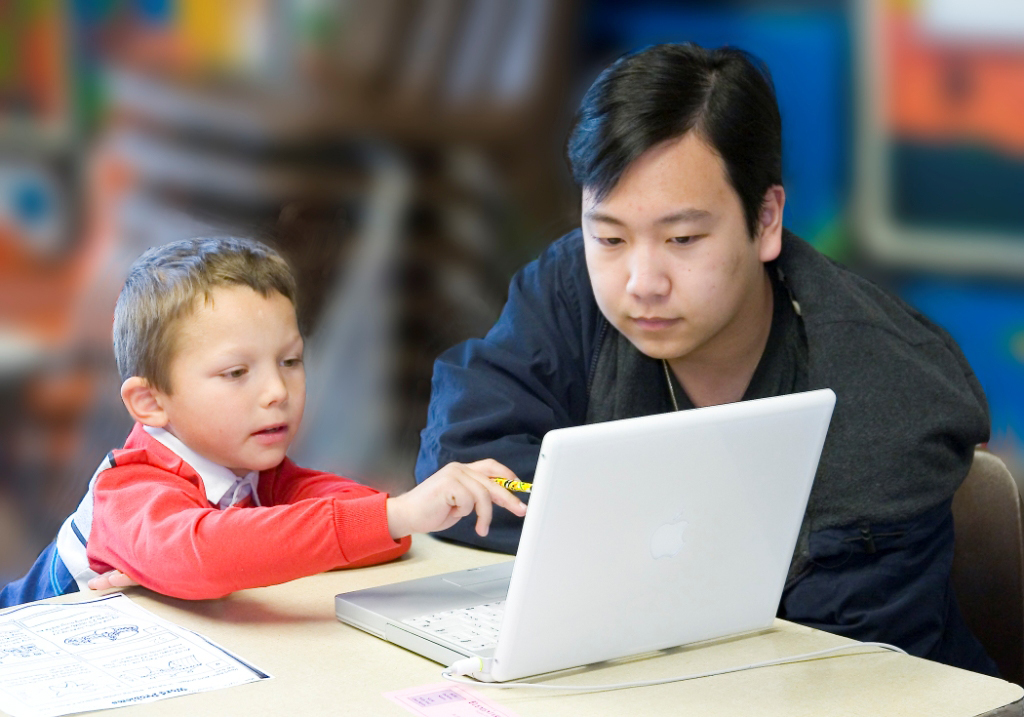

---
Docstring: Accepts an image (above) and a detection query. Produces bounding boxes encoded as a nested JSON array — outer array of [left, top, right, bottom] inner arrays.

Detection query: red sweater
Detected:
[[84, 424, 410, 599]]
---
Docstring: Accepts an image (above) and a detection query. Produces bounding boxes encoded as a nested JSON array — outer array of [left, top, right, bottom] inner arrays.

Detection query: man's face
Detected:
[[582, 132, 782, 366], [152, 286, 306, 476]]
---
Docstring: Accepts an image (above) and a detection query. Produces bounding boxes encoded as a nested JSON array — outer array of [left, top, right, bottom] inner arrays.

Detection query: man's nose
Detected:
[[626, 245, 671, 299]]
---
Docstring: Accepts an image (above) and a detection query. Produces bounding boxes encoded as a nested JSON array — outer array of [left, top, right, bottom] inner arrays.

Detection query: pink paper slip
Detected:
[[385, 683, 521, 717]]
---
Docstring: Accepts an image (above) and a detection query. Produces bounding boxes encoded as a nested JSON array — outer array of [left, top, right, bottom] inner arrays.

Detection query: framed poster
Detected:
[[856, 0, 1024, 273]]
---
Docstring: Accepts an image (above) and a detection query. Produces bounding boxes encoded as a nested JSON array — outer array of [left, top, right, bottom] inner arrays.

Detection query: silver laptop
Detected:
[[335, 389, 836, 682]]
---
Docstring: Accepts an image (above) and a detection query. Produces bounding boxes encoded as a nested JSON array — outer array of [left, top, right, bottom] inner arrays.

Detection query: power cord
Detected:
[[441, 642, 907, 691]]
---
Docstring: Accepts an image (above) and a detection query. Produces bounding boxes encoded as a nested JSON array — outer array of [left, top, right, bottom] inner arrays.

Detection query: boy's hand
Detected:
[[87, 570, 139, 590], [387, 459, 527, 539]]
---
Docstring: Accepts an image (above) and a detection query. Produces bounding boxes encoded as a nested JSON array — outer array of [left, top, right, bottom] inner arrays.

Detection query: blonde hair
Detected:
[[113, 237, 297, 393]]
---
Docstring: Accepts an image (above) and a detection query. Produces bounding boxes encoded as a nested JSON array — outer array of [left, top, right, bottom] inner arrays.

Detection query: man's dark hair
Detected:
[[567, 43, 783, 238]]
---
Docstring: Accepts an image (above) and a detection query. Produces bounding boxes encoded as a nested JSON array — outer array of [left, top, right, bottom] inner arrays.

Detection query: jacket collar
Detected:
[[142, 425, 258, 507]]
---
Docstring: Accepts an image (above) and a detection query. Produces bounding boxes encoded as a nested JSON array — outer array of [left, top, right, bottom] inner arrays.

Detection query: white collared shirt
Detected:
[[142, 426, 260, 509]]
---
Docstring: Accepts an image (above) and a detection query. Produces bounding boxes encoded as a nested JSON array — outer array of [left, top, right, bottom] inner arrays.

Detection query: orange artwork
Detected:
[[883, 6, 1024, 157]]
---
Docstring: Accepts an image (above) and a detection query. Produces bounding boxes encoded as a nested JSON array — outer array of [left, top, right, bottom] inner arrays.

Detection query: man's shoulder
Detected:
[[520, 229, 588, 287], [547, 228, 585, 256], [779, 232, 950, 346], [494, 227, 600, 343]]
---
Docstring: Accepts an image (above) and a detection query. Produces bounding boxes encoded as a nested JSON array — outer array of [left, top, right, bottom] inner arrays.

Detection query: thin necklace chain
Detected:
[[658, 269, 793, 416], [662, 359, 679, 411]]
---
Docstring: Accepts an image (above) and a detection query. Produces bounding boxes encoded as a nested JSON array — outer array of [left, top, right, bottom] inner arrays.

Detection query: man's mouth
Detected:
[[632, 317, 679, 330]]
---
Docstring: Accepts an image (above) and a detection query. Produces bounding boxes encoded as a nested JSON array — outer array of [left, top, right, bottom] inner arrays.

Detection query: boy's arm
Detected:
[[264, 457, 526, 541], [87, 464, 409, 600], [259, 458, 385, 505]]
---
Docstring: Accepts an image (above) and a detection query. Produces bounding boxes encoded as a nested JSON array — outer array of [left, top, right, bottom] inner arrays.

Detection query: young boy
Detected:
[[1, 237, 525, 605]]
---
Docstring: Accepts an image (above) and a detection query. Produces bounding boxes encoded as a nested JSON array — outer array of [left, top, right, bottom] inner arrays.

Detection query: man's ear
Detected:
[[120, 377, 169, 427], [756, 185, 786, 263]]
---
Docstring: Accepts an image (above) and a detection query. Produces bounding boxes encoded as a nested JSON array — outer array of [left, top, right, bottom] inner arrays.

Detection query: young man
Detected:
[[1, 237, 525, 606], [414, 44, 996, 673]]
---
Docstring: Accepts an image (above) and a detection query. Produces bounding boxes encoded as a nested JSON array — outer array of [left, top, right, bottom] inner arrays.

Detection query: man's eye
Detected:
[[670, 235, 698, 245], [596, 236, 624, 246]]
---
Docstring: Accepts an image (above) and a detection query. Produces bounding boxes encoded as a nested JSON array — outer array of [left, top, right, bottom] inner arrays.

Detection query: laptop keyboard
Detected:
[[402, 601, 506, 652]]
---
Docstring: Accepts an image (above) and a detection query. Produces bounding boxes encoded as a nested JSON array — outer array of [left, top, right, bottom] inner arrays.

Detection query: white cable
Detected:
[[441, 642, 907, 691]]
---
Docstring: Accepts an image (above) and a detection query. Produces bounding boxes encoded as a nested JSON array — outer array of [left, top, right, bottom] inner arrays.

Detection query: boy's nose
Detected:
[[261, 370, 289, 406]]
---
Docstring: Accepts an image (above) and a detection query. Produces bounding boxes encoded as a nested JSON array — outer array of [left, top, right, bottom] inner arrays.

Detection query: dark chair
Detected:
[[951, 449, 1024, 685]]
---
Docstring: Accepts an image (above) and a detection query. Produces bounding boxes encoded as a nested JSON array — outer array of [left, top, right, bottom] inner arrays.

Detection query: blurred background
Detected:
[[1, 0, 1023, 584]]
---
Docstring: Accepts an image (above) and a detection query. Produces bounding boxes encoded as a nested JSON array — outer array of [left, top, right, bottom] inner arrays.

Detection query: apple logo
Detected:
[[650, 512, 688, 559]]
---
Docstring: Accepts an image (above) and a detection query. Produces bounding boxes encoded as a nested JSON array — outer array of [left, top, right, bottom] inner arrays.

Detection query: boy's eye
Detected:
[[282, 357, 303, 368], [670, 235, 700, 245], [595, 236, 624, 247], [223, 368, 247, 379]]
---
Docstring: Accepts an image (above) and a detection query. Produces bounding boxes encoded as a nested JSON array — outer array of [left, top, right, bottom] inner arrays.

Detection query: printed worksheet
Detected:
[[0, 593, 269, 717]]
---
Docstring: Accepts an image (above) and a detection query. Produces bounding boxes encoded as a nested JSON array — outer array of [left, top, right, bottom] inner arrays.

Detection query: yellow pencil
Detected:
[[490, 477, 532, 493]]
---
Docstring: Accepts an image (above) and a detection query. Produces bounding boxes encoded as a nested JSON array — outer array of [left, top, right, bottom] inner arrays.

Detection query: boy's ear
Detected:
[[120, 377, 169, 427]]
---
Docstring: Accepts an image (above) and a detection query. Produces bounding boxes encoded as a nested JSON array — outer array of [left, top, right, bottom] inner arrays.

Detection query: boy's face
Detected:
[[152, 286, 305, 476], [581, 131, 782, 366]]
